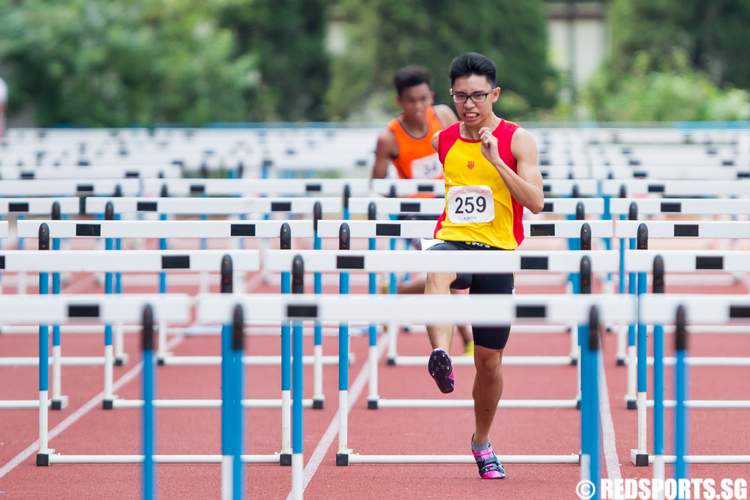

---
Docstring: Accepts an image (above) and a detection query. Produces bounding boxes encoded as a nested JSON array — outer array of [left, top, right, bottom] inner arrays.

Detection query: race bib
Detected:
[[447, 186, 494, 224], [410, 154, 442, 179]]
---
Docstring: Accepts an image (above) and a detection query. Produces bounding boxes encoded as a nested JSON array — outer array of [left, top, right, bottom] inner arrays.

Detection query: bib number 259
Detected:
[[447, 186, 494, 224]]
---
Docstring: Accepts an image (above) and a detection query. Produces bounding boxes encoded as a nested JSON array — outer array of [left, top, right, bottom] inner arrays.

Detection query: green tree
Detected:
[[0, 0, 254, 126], [327, 0, 558, 121], [219, 0, 330, 121], [584, 51, 750, 121], [607, 0, 750, 90]]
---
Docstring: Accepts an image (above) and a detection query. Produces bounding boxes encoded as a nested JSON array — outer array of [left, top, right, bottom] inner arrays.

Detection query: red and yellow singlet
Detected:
[[433, 119, 524, 250], [387, 106, 444, 180]]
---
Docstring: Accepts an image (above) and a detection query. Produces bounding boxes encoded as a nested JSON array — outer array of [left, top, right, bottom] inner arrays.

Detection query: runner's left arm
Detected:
[[480, 127, 544, 214]]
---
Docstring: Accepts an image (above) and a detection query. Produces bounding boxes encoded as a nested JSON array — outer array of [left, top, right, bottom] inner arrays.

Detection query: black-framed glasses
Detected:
[[450, 89, 492, 103]]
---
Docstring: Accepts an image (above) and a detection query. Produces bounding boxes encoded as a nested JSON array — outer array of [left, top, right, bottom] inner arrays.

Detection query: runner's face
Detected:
[[397, 83, 434, 122], [451, 75, 499, 127]]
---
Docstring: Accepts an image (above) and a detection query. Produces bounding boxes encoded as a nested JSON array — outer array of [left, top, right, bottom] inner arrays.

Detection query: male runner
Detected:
[[425, 52, 544, 479], [371, 65, 474, 355]]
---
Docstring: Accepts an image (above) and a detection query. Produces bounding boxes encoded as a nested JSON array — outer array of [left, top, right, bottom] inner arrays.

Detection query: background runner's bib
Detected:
[[410, 153, 442, 179], [433, 119, 524, 249]]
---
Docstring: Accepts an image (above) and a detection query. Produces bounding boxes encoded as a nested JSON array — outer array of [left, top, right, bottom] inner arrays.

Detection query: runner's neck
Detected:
[[399, 114, 428, 138], [461, 115, 501, 140]]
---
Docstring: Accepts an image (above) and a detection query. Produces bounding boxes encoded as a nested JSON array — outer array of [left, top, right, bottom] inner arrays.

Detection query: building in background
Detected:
[[546, 1, 608, 118]]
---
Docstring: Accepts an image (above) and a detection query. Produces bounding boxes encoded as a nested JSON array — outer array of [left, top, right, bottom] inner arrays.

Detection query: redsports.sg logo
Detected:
[[576, 478, 748, 500]]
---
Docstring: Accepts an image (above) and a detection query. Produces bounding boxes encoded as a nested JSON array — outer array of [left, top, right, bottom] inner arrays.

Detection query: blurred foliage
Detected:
[[4, 0, 749, 125], [585, 0, 750, 121], [326, 0, 558, 121], [608, 0, 750, 90], [585, 51, 750, 121], [218, 0, 330, 121], [0, 0, 254, 126]]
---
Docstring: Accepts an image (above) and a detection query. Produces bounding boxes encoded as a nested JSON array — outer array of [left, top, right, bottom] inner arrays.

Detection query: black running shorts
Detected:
[[427, 240, 514, 350]]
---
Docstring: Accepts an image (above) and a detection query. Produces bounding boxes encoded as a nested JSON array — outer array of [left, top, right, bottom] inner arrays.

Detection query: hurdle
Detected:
[[141, 177, 371, 197], [265, 248, 619, 411], [371, 178, 600, 198], [197, 292, 634, 467], [0, 246, 258, 410], [635, 294, 750, 466], [616, 220, 750, 409], [0, 294, 190, 465], [16, 219, 310, 355], [610, 197, 750, 218], [602, 164, 750, 180], [626, 249, 750, 368], [15, 218, 346, 414], [602, 178, 750, 198], [629, 262, 750, 470], [316, 218, 614, 361], [0, 178, 141, 197], [0, 164, 180, 180]]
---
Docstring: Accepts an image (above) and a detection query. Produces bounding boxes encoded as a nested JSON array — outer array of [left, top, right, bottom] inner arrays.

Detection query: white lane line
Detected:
[[287, 335, 389, 499], [0, 334, 184, 479], [0, 271, 265, 479], [598, 353, 622, 480]]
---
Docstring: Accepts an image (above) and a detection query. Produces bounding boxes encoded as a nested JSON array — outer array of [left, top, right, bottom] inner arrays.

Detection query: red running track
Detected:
[[0, 272, 749, 499]]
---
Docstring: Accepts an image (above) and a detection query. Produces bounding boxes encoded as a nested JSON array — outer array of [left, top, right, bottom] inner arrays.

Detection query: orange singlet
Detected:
[[387, 106, 444, 180]]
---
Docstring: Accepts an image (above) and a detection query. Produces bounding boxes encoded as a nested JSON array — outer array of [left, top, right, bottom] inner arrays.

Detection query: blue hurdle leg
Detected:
[[232, 327, 244, 500], [50, 237, 67, 409], [367, 233, 379, 408], [626, 237, 637, 409], [157, 214, 168, 361], [635, 271, 648, 462], [653, 322, 665, 483], [581, 322, 600, 499], [291, 319, 304, 498], [142, 337, 156, 500], [37, 272, 51, 465], [674, 306, 689, 495], [220, 322, 238, 498], [103, 236, 116, 408], [312, 233, 324, 409], [280, 272, 292, 464], [336, 271, 350, 464]]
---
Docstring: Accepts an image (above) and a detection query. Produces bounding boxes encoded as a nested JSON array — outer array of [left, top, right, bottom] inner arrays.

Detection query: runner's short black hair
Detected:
[[394, 65, 432, 96], [449, 52, 497, 87]]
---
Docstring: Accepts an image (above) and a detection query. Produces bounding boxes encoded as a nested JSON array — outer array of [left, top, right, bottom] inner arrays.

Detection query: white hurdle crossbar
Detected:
[[197, 293, 634, 467]]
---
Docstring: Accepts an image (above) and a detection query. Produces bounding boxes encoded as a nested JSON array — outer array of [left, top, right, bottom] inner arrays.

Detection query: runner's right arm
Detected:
[[371, 129, 397, 179]]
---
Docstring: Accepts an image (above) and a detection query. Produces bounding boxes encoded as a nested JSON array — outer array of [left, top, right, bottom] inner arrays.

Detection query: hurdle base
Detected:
[[367, 399, 378, 410], [336, 453, 349, 466], [114, 354, 129, 366], [626, 399, 637, 410], [345, 453, 580, 464], [376, 398, 579, 409], [631, 449, 649, 467], [51, 396, 69, 410], [616, 358, 626, 367], [280, 453, 292, 466], [102, 398, 115, 410], [386, 358, 396, 366], [36, 452, 51, 467], [312, 399, 324, 410]]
